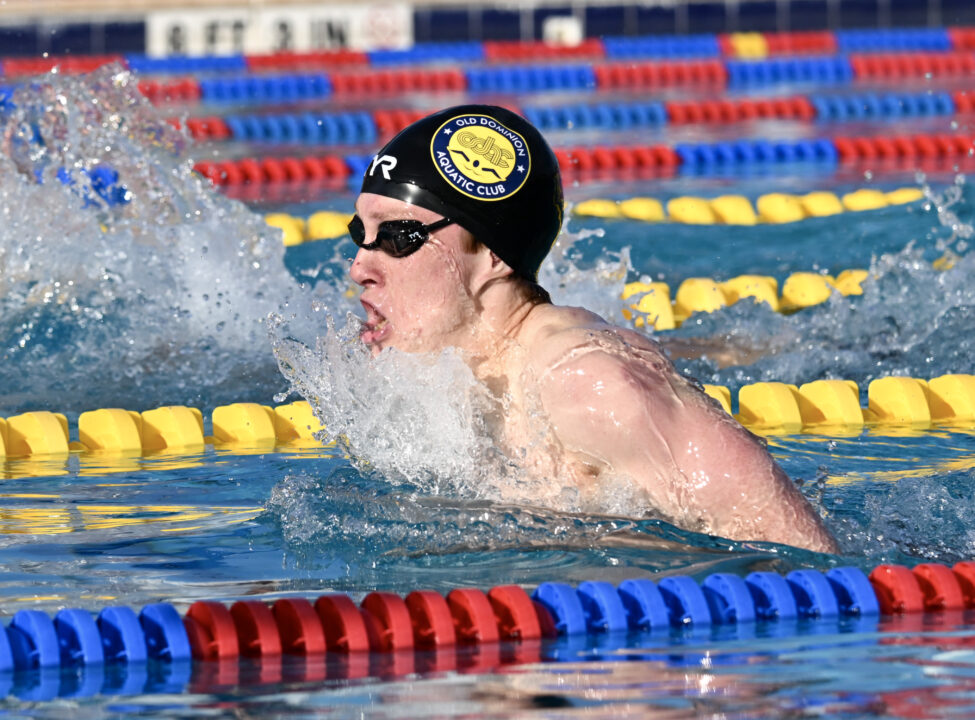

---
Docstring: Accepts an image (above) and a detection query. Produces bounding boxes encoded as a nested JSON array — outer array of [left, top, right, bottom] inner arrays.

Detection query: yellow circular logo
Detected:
[[430, 114, 531, 201]]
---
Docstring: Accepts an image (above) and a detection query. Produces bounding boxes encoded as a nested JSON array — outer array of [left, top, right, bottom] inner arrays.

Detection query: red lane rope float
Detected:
[[850, 52, 975, 80], [273, 598, 327, 655], [764, 31, 838, 56], [867, 564, 975, 615], [1, 54, 126, 78], [488, 585, 546, 640], [593, 59, 728, 90], [483, 38, 605, 62], [405, 591, 456, 648], [834, 132, 974, 165], [949, 28, 975, 52], [183, 116, 231, 141], [329, 68, 466, 95], [194, 156, 349, 188], [137, 78, 201, 104], [372, 109, 430, 140], [230, 600, 281, 657], [953, 562, 975, 606], [448, 589, 501, 644], [666, 96, 815, 124], [913, 564, 966, 611], [184, 600, 240, 660], [314, 594, 371, 653], [245, 50, 368, 71], [554, 145, 680, 180], [361, 591, 414, 652], [954, 90, 975, 113]]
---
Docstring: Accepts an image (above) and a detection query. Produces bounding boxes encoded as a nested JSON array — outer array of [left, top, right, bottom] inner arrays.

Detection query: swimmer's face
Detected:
[[349, 193, 482, 356]]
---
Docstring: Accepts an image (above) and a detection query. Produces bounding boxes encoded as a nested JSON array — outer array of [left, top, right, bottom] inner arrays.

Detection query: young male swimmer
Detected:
[[349, 104, 839, 554]]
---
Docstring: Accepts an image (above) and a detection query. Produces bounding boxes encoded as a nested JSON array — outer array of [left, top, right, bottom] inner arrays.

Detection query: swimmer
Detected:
[[349, 105, 839, 554]]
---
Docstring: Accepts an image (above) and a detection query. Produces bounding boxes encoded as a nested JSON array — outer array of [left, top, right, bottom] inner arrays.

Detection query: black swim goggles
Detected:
[[348, 214, 455, 258]]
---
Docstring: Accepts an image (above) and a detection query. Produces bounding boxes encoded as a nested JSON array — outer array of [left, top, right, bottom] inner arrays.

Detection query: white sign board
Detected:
[[146, 3, 413, 56]]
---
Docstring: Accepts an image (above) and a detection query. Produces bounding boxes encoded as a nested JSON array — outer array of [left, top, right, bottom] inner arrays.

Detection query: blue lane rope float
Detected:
[[834, 28, 952, 53], [725, 55, 853, 88], [222, 110, 376, 144], [602, 34, 722, 59], [464, 64, 598, 93], [368, 42, 485, 66], [199, 74, 332, 104], [808, 90, 956, 122], [125, 54, 248, 74], [674, 137, 838, 170]]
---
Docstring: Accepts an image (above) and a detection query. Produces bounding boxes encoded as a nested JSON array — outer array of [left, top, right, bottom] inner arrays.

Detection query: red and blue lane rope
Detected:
[[132, 52, 975, 105], [2, 26, 974, 79], [1, 562, 973, 676], [190, 129, 975, 189], [175, 88, 970, 146], [5, 48, 975, 111]]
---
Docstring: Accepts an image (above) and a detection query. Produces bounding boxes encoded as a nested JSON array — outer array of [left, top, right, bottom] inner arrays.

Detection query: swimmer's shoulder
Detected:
[[518, 302, 667, 372]]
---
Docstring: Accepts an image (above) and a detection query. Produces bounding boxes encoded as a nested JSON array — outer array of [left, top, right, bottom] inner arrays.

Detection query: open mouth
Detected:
[[360, 299, 391, 346]]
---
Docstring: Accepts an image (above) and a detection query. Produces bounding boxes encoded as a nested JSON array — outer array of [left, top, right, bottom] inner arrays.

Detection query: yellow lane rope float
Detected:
[[262, 188, 925, 247], [703, 374, 975, 436], [574, 187, 925, 224], [1, 373, 974, 470], [3, 376, 972, 532], [620, 269, 868, 329]]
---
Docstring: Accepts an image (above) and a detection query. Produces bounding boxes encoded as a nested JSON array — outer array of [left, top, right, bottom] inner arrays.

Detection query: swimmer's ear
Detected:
[[489, 251, 509, 270], [470, 249, 514, 295], [488, 251, 515, 279]]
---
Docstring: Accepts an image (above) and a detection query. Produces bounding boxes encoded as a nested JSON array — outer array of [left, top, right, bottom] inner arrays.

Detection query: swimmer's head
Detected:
[[358, 105, 564, 281]]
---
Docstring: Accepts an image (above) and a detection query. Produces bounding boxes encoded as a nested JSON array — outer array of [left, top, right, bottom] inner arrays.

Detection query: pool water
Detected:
[[1, 65, 975, 716]]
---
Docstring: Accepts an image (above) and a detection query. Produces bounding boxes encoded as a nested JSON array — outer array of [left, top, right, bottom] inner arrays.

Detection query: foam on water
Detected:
[[269, 315, 656, 519], [0, 66, 317, 413], [269, 216, 648, 516], [270, 313, 512, 498], [832, 471, 975, 564]]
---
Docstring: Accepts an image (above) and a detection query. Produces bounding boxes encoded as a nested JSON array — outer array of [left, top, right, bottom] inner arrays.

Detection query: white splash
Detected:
[[0, 65, 309, 412]]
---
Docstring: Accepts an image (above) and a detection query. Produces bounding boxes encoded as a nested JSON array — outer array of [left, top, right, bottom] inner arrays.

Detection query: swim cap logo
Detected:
[[369, 154, 398, 181], [431, 114, 530, 201]]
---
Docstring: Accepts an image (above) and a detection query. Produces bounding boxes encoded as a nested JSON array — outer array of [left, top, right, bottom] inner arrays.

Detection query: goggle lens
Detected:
[[348, 215, 454, 258]]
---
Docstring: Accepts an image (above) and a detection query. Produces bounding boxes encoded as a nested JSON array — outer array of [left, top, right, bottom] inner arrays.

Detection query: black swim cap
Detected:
[[359, 104, 564, 280]]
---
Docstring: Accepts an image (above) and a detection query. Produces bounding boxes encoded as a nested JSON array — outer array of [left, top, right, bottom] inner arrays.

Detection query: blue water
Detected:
[[2, 65, 975, 716]]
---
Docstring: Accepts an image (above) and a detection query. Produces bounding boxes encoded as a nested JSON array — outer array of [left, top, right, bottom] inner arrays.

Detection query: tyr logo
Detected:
[[369, 154, 397, 180]]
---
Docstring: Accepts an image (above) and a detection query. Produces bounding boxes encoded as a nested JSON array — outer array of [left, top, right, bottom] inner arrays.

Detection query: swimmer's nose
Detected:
[[349, 246, 380, 287]]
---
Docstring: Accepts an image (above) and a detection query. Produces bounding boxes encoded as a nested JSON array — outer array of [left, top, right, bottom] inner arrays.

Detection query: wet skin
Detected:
[[350, 193, 839, 554]]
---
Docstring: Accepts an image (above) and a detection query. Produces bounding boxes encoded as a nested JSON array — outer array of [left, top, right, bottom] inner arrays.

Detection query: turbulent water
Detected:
[[2, 67, 975, 573], [0, 65, 330, 414]]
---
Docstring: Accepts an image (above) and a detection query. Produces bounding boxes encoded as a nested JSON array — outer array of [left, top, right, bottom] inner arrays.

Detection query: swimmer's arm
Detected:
[[536, 351, 839, 553]]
